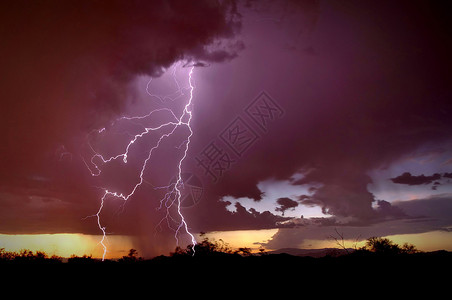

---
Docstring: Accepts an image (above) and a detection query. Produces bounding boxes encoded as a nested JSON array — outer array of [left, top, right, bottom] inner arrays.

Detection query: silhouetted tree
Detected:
[[68, 254, 96, 263], [258, 247, 268, 256], [118, 249, 142, 262], [365, 237, 399, 254], [0, 248, 62, 263], [360, 237, 418, 255], [171, 236, 233, 257], [329, 228, 361, 254], [234, 247, 252, 256], [401, 242, 419, 254], [0, 248, 15, 261], [329, 228, 350, 254]]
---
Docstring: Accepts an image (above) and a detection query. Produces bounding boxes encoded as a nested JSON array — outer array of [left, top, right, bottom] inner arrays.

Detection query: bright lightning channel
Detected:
[[85, 64, 197, 260]]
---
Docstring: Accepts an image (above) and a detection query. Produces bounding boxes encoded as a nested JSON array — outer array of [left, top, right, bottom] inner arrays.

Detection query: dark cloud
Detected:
[[394, 194, 452, 223], [200, 0, 452, 227], [293, 170, 376, 219], [0, 0, 245, 251], [389, 172, 452, 191], [374, 200, 407, 220], [184, 0, 452, 234], [390, 172, 442, 186], [0, 169, 97, 234], [264, 194, 452, 250], [297, 194, 312, 204], [275, 197, 298, 216], [192, 201, 290, 232], [278, 199, 409, 229], [0, 0, 242, 180]]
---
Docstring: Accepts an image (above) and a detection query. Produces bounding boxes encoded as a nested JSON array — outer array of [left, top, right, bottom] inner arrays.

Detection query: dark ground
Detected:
[[2, 250, 451, 284], [1, 251, 450, 299]]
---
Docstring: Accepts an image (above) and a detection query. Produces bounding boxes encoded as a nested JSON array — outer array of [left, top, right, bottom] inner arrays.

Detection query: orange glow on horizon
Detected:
[[0, 234, 134, 259], [198, 229, 279, 252], [1, 230, 451, 259]]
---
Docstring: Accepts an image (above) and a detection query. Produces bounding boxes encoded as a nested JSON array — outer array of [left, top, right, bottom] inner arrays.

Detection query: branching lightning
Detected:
[[84, 63, 197, 260]]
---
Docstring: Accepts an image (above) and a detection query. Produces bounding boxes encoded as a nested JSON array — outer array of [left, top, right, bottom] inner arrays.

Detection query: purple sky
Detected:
[[1, 0, 452, 257]]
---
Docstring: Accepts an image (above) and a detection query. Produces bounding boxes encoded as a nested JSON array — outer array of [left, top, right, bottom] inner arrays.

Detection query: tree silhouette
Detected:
[[0, 248, 62, 263], [359, 237, 418, 255], [171, 235, 234, 257], [329, 228, 361, 254], [0, 236, 429, 266], [400, 242, 418, 254], [118, 249, 143, 263], [234, 247, 252, 256]]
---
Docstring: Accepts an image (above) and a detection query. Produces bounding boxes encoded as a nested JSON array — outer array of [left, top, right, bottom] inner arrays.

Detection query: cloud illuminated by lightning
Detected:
[[84, 63, 197, 260]]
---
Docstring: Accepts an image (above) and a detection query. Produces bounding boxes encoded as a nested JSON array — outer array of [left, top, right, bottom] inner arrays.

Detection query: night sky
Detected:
[[1, 0, 452, 258]]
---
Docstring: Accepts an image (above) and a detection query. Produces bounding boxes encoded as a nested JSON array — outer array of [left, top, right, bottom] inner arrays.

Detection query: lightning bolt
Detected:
[[84, 63, 197, 260]]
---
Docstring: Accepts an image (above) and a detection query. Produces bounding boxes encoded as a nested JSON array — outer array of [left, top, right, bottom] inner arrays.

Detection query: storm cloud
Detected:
[[264, 194, 452, 250], [0, 0, 242, 180], [1, 0, 452, 256], [391, 172, 442, 186], [275, 197, 299, 216], [192, 0, 452, 228], [0, 0, 243, 240]]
